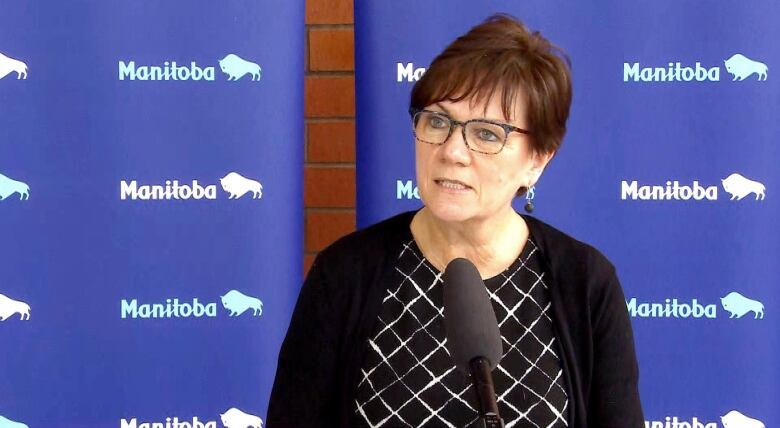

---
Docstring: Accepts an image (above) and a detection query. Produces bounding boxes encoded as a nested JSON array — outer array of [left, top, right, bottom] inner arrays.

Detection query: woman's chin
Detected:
[[423, 200, 476, 224]]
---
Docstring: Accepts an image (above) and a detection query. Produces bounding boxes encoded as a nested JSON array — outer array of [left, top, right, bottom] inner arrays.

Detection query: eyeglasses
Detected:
[[409, 107, 531, 155]]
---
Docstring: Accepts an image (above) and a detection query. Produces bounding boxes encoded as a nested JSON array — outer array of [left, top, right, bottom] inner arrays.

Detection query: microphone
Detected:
[[442, 258, 504, 428]]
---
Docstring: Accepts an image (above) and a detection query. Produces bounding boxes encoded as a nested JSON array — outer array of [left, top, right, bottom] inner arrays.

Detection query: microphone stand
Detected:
[[470, 357, 505, 428]]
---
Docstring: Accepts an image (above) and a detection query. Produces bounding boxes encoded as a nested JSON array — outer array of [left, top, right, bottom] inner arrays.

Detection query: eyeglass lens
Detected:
[[414, 111, 506, 154]]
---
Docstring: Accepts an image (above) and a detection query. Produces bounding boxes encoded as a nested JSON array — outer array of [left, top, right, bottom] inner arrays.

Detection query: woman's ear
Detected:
[[527, 150, 555, 185]]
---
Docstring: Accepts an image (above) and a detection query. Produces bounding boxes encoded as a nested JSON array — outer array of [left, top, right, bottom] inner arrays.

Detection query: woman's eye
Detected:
[[477, 128, 500, 142], [429, 116, 448, 128]]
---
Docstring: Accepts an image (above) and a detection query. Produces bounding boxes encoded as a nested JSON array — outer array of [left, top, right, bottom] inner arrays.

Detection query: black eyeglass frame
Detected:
[[408, 107, 532, 155]]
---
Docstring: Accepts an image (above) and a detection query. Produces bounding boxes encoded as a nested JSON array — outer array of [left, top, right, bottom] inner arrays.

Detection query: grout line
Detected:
[[305, 70, 354, 77], [306, 23, 354, 30], [305, 207, 357, 213], [305, 117, 355, 122], [305, 163, 356, 168]]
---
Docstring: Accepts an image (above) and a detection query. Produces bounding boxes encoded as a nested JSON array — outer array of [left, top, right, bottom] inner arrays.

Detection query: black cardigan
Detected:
[[267, 211, 644, 427]]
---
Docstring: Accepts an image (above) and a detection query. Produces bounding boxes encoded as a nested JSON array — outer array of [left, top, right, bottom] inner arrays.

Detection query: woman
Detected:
[[268, 15, 643, 427]]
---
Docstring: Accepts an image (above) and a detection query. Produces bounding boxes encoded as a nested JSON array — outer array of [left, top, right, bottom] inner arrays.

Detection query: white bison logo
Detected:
[[0, 294, 30, 321], [724, 54, 768, 81], [221, 289, 263, 317], [721, 292, 764, 319], [0, 52, 27, 80], [721, 173, 765, 200], [219, 54, 262, 81], [721, 410, 765, 428], [220, 407, 263, 428], [0, 173, 30, 201], [220, 172, 262, 199], [0, 415, 29, 428]]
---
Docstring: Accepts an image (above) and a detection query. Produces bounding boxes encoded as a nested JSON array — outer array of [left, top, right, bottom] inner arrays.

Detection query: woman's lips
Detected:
[[434, 178, 471, 191]]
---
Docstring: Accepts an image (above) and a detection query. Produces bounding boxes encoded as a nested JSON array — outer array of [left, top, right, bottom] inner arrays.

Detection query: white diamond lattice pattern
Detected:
[[354, 239, 569, 428]]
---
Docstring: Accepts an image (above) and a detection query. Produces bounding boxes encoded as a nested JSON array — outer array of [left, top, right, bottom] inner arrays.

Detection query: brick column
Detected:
[[304, 0, 356, 274]]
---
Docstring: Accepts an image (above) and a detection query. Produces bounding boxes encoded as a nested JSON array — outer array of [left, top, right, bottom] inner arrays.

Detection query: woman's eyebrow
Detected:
[[433, 103, 451, 114], [433, 102, 511, 124]]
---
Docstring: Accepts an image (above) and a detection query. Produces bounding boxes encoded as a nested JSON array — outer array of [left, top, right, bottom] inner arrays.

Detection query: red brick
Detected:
[[304, 254, 316, 277], [307, 121, 355, 162], [305, 211, 356, 252], [309, 29, 354, 71], [305, 76, 355, 117], [306, 0, 353, 24], [304, 167, 355, 207]]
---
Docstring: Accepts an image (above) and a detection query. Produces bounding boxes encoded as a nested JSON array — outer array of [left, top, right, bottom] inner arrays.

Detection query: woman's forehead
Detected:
[[431, 93, 528, 126]]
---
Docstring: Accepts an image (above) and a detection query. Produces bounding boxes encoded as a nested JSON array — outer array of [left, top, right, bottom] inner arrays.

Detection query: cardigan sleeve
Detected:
[[267, 252, 345, 427], [587, 262, 645, 427]]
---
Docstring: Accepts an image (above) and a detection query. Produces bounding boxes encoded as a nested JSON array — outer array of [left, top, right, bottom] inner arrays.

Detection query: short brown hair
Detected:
[[410, 14, 572, 155]]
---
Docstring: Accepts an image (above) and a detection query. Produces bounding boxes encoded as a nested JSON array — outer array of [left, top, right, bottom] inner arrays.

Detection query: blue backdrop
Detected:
[[356, 1, 778, 426], [1, 1, 303, 427]]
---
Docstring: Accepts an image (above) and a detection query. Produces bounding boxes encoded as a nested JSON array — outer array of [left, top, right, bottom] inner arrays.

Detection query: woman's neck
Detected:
[[410, 207, 528, 279]]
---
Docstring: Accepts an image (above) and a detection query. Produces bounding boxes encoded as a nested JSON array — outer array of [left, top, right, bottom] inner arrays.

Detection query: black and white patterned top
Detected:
[[354, 238, 569, 428]]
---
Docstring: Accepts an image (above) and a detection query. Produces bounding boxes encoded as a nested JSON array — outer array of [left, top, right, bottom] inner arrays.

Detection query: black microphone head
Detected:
[[442, 258, 503, 373]]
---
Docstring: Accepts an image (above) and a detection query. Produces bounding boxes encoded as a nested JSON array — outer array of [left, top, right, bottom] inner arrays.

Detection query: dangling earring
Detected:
[[524, 186, 535, 213]]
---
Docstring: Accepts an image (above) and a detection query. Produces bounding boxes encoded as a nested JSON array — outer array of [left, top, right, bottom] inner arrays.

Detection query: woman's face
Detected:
[[415, 93, 551, 224]]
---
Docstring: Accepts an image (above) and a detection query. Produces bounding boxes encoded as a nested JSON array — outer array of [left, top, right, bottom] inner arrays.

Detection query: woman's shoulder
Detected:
[[315, 210, 416, 268]]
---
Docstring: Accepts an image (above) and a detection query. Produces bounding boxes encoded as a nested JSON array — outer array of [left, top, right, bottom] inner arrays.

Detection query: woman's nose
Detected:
[[441, 126, 472, 165]]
